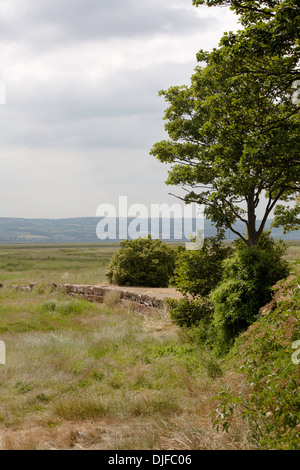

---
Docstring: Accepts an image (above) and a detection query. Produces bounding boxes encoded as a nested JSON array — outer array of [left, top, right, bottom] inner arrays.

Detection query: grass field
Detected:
[[0, 241, 298, 450], [0, 243, 119, 286], [0, 239, 298, 286], [282, 239, 300, 260]]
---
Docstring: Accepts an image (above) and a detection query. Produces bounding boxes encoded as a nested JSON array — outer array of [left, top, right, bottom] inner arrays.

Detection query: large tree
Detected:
[[193, 0, 300, 59], [150, 44, 300, 246], [193, 1, 300, 87], [192, 0, 300, 236]]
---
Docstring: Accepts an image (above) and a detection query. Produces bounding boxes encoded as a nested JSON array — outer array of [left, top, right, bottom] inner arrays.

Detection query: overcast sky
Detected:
[[0, 0, 239, 219]]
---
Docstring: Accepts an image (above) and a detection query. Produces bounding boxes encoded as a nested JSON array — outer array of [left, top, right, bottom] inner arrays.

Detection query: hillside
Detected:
[[213, 260, 300, 450]]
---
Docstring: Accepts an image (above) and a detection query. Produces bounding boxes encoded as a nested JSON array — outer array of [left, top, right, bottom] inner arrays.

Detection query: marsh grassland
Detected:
[[0, 241, 298, 450]]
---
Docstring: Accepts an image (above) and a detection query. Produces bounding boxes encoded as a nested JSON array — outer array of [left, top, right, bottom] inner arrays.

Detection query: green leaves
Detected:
[[210, 232, 290, 350], [105, 236, 177, 288], [150, 19, 300, 245], [193, 1, 300, 69], [167, 297, 212, 328], [272, 201, 300, 233], [172, 234, 233, 299], [217, 260, 300, 449]]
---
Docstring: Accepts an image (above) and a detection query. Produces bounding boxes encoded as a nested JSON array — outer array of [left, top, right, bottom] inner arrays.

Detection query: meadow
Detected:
[[0, 243, 119, 286], [0, 241, 298, 450]]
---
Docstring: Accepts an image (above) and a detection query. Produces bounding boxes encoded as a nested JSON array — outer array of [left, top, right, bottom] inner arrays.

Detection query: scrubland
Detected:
[[0, 241, 298, 450]]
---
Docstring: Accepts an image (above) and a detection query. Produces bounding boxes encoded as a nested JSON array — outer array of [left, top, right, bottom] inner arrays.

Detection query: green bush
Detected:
[[167, 234, 231, 335], [210, 278, 259, 350], [210, 232, 290, 351], [167, 297, 212, 328], [105, 236, 177, 287], [212, 261, 300, 449], [173, 233, 233, 298]]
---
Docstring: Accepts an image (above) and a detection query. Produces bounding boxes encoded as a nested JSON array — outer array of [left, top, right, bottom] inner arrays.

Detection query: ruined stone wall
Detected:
[[61, 284, 165, 310], [2, 282, 166, 312]]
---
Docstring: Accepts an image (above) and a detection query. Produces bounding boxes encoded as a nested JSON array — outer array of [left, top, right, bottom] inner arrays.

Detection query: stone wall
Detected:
[[3, 282, 166, 312], [59, 284, 165, 311]]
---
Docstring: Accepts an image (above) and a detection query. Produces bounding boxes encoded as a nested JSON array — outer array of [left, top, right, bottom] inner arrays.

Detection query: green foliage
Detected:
[[272, 199, 300, 233], [167, 234, 231, 337], [42, 298, 93, 316], [211, 278, 261, 352], [151, 1, 300, 246], [212, 260, 300, 449], [168, 232, 290, 355], [105, 236, 177, 287], [167, 297, 212, 329], [193, 1, 300, 63], [210, 233, 290, 351], [172, 233, 233, 298]]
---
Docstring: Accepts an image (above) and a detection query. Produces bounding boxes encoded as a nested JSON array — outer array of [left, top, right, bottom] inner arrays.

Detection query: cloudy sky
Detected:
[[0, 0, 239, 219]]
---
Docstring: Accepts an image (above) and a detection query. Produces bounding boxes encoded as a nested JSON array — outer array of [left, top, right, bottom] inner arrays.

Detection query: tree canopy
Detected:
[[193, 1, 300, 85], [193, 0, 300, 49], [150, 41, 300, 245]]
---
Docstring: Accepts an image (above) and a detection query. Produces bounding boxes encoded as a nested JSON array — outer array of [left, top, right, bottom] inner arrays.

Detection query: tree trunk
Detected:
[[246, 196, 259, 246]]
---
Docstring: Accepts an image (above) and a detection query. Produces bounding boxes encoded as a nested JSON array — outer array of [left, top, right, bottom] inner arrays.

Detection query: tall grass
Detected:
[[0, 244, 118, 285], [0, 285, 253, 449], [0, 242, 272, 449]]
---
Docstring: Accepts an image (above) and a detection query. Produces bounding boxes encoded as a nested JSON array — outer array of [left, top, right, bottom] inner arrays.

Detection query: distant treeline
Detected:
[[0, 216, 299, 244]]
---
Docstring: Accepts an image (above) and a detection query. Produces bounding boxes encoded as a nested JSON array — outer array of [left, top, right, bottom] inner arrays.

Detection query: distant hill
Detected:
[[0, 216, 299, 244]]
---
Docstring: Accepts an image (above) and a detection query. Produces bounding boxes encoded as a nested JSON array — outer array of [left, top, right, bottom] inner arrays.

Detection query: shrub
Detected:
[[167, 233, 231, 334], [56, 299, 92, 316], [212, 262, 300, 449], [210, 232, 290, 351], [172, 233, 233, 299], [105, 236, 177, 287], [167, 297, 212, 328], [210, 278, 260, 350]]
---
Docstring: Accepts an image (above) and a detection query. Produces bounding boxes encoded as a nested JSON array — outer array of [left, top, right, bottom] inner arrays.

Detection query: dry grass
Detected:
[[0, 243, 262, 450], [103, 290, 122, 308], [0, 286, 255, 450]]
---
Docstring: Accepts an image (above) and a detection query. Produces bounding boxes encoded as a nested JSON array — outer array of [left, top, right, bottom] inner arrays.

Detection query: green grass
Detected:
[[0, 243, 241, 449], [0, 241, 298, 450], [283, 239, 300, 260], [0, 243, 119, 285], [0, 287, 236, 449]]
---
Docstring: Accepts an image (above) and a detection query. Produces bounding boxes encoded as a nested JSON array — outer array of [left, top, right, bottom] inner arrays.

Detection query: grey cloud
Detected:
[[1, 106, 167, 150], [2, 61, 193, 148], [23, 61, 192, 117], [0, 0, 215, 47], [0, 0, 238, 218]]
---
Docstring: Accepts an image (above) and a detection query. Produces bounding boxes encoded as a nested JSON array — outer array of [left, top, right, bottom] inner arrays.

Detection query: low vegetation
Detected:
[[0, 281, 251, 450], [0, 240, 299, 450], [168, 232, 290, 354], [0, 243, 118, 286], [105, 236, 178, 287], [212, 260, 300, 450], [166, 233, 299, 449]]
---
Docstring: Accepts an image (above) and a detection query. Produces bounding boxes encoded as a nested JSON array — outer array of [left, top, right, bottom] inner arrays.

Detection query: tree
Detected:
[[193, 1, 300, 60], [272, 194, 300, 232], [150, 44, 300, 246], [192, 1, 300, 235], [193, 2, 300, 120]]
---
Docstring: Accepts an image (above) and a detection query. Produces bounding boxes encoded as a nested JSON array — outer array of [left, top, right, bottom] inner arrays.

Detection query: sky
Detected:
[[0, 0, 240, 219]]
